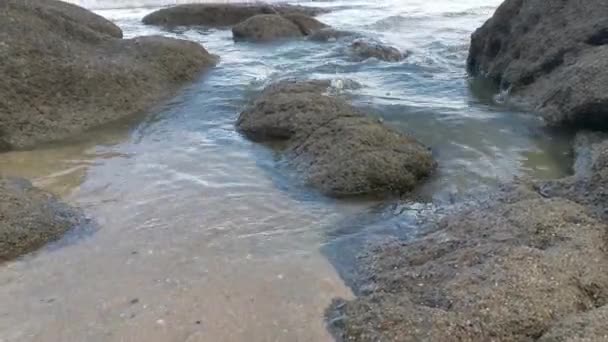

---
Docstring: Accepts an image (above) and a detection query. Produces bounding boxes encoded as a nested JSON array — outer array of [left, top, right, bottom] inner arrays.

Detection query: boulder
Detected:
[[329, 183, 608, 341], [0, 0, 218, 150], [351, 39, 406, 62], [0, 178, 84, 261], [232, 14, 304, 42], [142, 3, 327, 27], [236, 80, 435, 197], [467, 0, 608, 126]]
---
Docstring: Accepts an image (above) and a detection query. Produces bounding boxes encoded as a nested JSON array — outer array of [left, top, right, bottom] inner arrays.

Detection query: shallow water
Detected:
[[0, 1, 574, 341]]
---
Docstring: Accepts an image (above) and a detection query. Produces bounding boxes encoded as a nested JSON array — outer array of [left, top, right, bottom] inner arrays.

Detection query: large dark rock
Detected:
[[0, 178, 84, 262], [236, 80, 435, 197], [142, 3, 327, 27], [467, 0, 608, 126], [329, 183, 608, 341], [0, 0, 218, 150]]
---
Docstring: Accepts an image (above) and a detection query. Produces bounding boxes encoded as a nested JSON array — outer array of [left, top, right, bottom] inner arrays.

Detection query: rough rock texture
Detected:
[[0, 0, 218, 149], [538, 305, 608, 342], [351, 39, 406, 62], [0, 178, 84, 262], [232, 14, 304, 42], [328, 183, 608, 341], [236, 80, 435, 197], [142, 3, 327, 27], [467, 0, 608, 126]]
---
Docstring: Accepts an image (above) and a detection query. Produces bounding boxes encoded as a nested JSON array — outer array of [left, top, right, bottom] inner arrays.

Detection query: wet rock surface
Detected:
[[308, 28, 359, 42], [328, 182, 608, 341], [351, 39, 406, 62], [236, 80, 435, 197], [0, 178, 84, 262], [142, 3, 327, 27], [467, 0, 608, 126], [0, 0, 218, 150]]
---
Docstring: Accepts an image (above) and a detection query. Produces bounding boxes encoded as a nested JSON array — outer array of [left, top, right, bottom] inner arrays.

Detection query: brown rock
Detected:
[[0, 178, 84, 262], [0, 0, 218, 149], [236, 80, 435, 197], [232, 14, 303, 42], [351, 39, 406, 62], [142, 3, 327, 27], [329, 184, 608, 341], [281, 13, 328, 35]]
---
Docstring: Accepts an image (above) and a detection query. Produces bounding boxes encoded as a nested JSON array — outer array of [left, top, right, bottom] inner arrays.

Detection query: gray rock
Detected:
[[142, 3, 327, 27], [232, 14, 305, 42], [351, 39, 406, 62], [467, 0, 608, 126], [236, 80, 435, 197], [0, 0, 218, 149], [0, 178, 84, 262]]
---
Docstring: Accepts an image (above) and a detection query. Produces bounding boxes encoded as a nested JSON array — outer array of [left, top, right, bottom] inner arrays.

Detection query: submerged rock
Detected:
[[351, 39, 406, 62], [0, 0, 218, 149], [236, 80, 435, 197], [329, 182, 608, 341], [142, 3, 327, 27], [467, 0, 608, 126], [0, 178, 84, 262], [308, 28, 358, 42]]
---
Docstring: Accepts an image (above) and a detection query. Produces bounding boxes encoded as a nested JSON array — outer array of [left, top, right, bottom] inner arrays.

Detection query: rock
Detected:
[[308, 28, 358, 42], [0, 178, 84, 261], [329, 183, 608, 341], [0, 0, 218, 149], [467, 0, 608, 126], [142, 3, 327, 27], [236, 80, 435, 197], [538, 306, 608, 342], [232, 15, 304, 42], [538, 131, 608, 220], [351, 39, 406, 62], [281, 13, 328, 35]]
